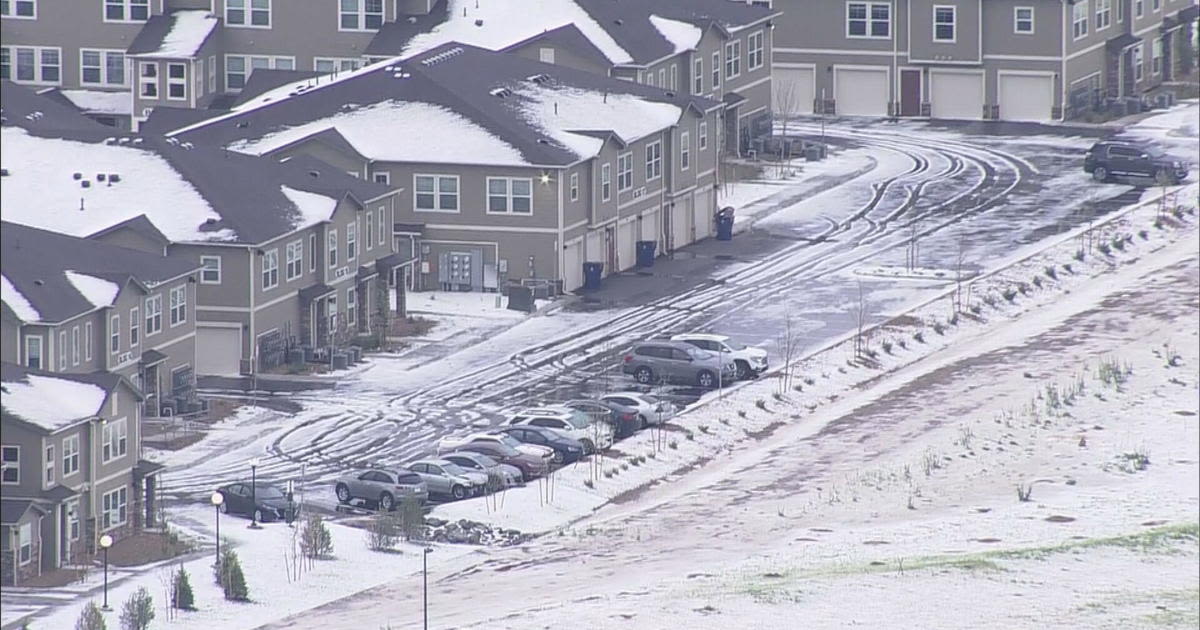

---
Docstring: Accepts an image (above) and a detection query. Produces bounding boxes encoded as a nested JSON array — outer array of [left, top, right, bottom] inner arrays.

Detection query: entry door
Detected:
[[900, 69, 921, 116]]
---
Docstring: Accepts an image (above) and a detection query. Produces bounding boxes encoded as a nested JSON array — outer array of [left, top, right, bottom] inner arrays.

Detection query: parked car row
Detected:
[[624, 334, 769, 388]]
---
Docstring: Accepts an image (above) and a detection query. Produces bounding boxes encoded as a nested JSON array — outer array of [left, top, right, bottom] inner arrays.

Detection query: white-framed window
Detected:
[[748, 31, 765, 70], [1, 446, 18, 484], [17, 522, 31, 565], [658, 68, 666, 87], [371, 171, 390, 184], [195, 57, 204, 97], [207, 54, 216, 92], [327, 294, 337, 333], [58, 331, 66, 371], [138, 62, 158, 98], [80, 49, 125, 86], [644, 70, 654, 87], [84, 323, 92, 362], [328, 229, 338, 268], [1152, 0, 1159, 11], [569, 173, 579, 202], [62, 435, 79, 477], [167, 62, 186, 100], [339, 0, 383, 31], [414, 175, 460, 212], [129, 307, 139, 347], [1014, 6, 1034, 33], [539, 47, 555, 64], [309, 234, 317, 272], [24, 335, 42, 370], [226, 0, 270, 27], [44, 444, 54, 486], [377, 208, 386, 246], [104, 0, 148, 22], [1, 0, 36, 19], [486, 177, 533, 214], [110, 315, 120, 353], [669, 64, 677, 90], [1135, 0, 1143, 17], [102, 418, 128, 463], [1133, 43, 1144, 81], [1096, 0, 1111, 29], [712, 51, 720, 88], [847, 2, 891, 38], [145, 295, 162, 335], [933, 6, 956, 42], [1073, 1, 1089, 38], [285, 240, 303, 280], [1151, 38, 1162, 74], [66, 499, 80, 540], [600, 163, 612, 201], [0, 45, 60, 84], [169, 285, 187, 326], [71, 326, 80, 366], [200, 256, 221, 284], [347, 286, 357, 329], [102, 486, 128, 529], [693, 58, 703, 94], [262, 249, 279, 289], [365, 212, 374, 250], [724, 40, 741, 79], [346, 223, 357, 261], [699, 121, 708, 151], [645, 141, 662, 181], [680, 131, 690, 170], [617, 153, 633, 191], [224, 54, 294, 91], [314, 57, 362, 73]]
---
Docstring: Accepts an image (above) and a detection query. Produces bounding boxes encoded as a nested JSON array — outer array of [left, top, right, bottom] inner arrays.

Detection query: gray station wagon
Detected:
[[621, 340, 736, 388]]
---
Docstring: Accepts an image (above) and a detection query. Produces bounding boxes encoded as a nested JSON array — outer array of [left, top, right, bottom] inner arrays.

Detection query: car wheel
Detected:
[[634, 366, 654, 384], [697, 369, 716, 389], [1093, 166, 1110, 182], [550, 450, 565, 465], [638, 414, 649, 430], [379, 492, 395, 511], [734, 360, 750, 380], [335, 483, 351, 504], [219, 501, 229, 515], [1155, 168, 1178, 185], [451, 485, 467, 500], [580, 438, 595, 454], [253, 508, 265, 523]]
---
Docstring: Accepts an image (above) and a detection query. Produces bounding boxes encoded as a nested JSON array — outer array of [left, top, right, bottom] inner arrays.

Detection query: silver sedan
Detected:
[[441, 452, 524, 488]]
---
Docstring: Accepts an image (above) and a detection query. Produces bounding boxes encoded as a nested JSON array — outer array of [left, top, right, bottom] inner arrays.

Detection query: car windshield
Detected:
[[396, 473, 421, 484], [688, 347, 713, 360], [441, 463, 469, 476], [726, 340, 746, 350], [254, 485, 285, 499], [566, 411, 591, 429], [472, 453, 498, 467], [489, 434, 522, 448]]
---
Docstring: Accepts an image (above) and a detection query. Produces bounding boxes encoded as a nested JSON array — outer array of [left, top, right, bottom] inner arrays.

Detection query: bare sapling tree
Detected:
[[776, 311, 798, 393], [772, 79, 800, 178], [954, 231, 968, 313], [855, 281, 869, 358], [905, 222, 921, 272]]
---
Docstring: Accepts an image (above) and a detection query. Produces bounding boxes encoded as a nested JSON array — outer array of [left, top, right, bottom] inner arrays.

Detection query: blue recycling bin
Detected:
[[716, 207, 735, 241], [582, 262, 604, 290], [636, 241, 657, 268]]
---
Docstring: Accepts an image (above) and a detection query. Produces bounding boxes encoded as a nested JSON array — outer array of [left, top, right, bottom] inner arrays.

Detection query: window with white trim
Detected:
[[693, 58, 703, 94], [365, 212, 374, 249], [207, 54, 216, 92], [848, 2, 891, 38], [669, 64, 677, 90], [346, 223, 357, 261], [1073, 1, 1089, 38], [1117, 0, 1124, 21], [138, 62, 157, 98], [1152, 0, 1159, 11], [24, 336, 41, 370], [102, 486, 127, 529], [569, 173, 579, 202], [225, 54, 293, 91], [129, 307, 139, 347], [645, 141, 662, 181], [617, 153, 633, 191], [66, 499, 80, 540], [309, 234, 317, 272], [415, 175, 459, 212], [17, 522, 31, 565], [62, 435, 79, 477], [328, 229, 338, 268], [601, 163, 611, 201], [711, 51, 720, 88], [1135, 0, 1143, 17], [327, 293, 337, 333], [104, 0, 148, 22], [486, 177, 533, 214], [200, 256, 221, 284], [1096, 0, 1111, 29], [1, 446, 18, 484], [0, 45, 60, 84], [1, 0, 36, 18], [84, 322, 92, 362], [680, 131, 690, 170], [44, 444, 54, 486], [372, 171, 390, 184], [748, 31, 765, 70], [377, 208, 386, 245], [723, 40, 741, 79], [699, 121, 708, 151], [658, 68, 666, 87], [169, 285, 187, 326], [71, 326, 80, 365], [80, 49, 125, 86], [102, 419, 128, 463], [1151, 38, 1162, 74], [226, 0, 270, 27], [167, 62, 186, 100], [934, 6, 956, 41], [285, 240, 303, 280], [195, 57, 204, 97], [262, 249, 279, 289], [314, 57, 362, 73], [58, 331, 66, 371], [1133, 43, 1144, 81], [347, 286, 356, 328], [1014, 6, 1034, 33], [339, 0, 383, 31], [145, 295, 162, 335], [110, 315, 120, 353], [539, 47, 555, 63]]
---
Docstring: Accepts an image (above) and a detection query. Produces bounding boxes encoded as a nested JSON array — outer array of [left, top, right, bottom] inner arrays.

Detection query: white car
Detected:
[[599, 393, 678, 429], [671, 333, 768, 380], [506, 406, 614, 454], [438, 431, 556, 464]]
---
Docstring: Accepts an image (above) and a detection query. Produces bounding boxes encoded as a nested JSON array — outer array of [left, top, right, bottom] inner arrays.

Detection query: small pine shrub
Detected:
[[603, 469, 614, 478], [913, 331, 925, 344], [1098, 242, 1111, 255], [119, 587, 154, 630], [1032, 276, 1043, 289], [969, 303, 982, 315], [1002, 288, 1017, 303], [1044, 266, 1057, 280], [668, 440, 678, 450], [1074, 248, 1086, 261], [737, 410, 747, 419], [685, 432, 695, 441], [1063, 263, 1073, 274], [222, 551, 250, 602], [932, 322, 945, 336], [1138, 229, 1148, 240], [1112, 236, 1125, 251], [584, 479, 594, 488], [882, 340, 893, 355], [699, 425, 710, 434], [366, 510, 401, 552], [300, 514, 334, 559], [74, 602, 106, 630], [171, 566, 195, 611], [755, 399, 768, 411], [399, 497, 425, 542]]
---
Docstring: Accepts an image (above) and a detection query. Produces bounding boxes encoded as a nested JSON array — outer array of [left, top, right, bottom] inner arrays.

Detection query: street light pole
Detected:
[[210, 491, 223, 568], [249, 458, 262, 529], [423, 546, 432, 630], [99, 534, 113, 611]]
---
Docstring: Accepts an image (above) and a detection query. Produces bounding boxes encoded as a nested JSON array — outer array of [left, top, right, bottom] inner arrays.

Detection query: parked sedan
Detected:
[[497, 425, 586, 465], [334, 469, 428, 511], [672, 333, 768, 380], [215, 482, 299, 523], [506, 406, 614, 453], [561, 398, 641, 439], [405, 459, 488, 500], [454, 439, 549, 481], [599, 392, 678, 428], [438, 432, 556, 462], [441, 452, 524, 488], [622, 340, 736, 388]]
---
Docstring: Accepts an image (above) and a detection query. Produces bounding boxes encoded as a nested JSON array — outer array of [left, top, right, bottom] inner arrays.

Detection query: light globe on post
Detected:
[[99, 534, 114, 611], [248, 457, 262, 529], [210, 491, 224, 567]]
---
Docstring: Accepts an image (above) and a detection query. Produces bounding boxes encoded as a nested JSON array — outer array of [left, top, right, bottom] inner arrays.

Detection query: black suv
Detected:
[[1084, 142, 1188, 185]]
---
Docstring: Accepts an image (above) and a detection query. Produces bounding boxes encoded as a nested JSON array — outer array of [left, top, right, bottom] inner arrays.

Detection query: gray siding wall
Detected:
[[505, 40, 613, 76], [909, 0, 982, 62]]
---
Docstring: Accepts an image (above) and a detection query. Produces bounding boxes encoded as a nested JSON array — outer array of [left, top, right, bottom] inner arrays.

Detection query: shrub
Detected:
[[932, 322, 945, 336], [1032, 276, 1043, 289], [668, 440, 678, 450], [1154, 217, 1164, 230], [75, 602, 106, 630], [583, 479, 594, 488], [1098, 242, 1111, 255], [803, 377, 815, 386], [1074, 248, 1086, 261], [737, 410, 747, 419], [983, 294, 997, 308], [969, 303, 982, 315], [913, 331, 925, 344], [1112, 236, 1125, 251], [223, 555, 249, 602], [882, 340, 893, 354], [300, 514, 334, 559], [1063, 263, 1074, 274], [171, 566, 195, 611], [1002, 288, 1017, 303], [366, 510, 402, 552], [1044, 266, 1057, 280], [685, 432, 695, 441], [772, 392, 784, 402], [119, 587, 154, 630], [399, 497, 425, 542], [1016, 483, 1033, 502], [603, 469, 614, 478], [1138, 229, 1149, 240], [698, 425, 710, 434], [755, 398, 768, 411], [898, 338, 908, 350]]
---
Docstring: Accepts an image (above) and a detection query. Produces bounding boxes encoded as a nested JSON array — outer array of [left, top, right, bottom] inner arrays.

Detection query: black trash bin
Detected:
[[716, 207, 735, 241], [582, 262, 604, 290], [636, 240, 657, 268]]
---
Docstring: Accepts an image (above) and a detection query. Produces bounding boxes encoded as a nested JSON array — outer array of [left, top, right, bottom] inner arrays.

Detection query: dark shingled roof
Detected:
[[233, 69, 325, 108], [87, 214, 171, 248], [365, 0, 450, 56], [0, 362, 141, 433], [0, 81, 114, 139], [0, 499, 43, 525], [127, 10, 219, 57], [1, 222, 199, 323], [139, 105, 230, 136]]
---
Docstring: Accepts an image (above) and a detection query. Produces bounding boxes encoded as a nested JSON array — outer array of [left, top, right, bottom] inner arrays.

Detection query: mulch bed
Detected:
[[106, 532, 191, 567]]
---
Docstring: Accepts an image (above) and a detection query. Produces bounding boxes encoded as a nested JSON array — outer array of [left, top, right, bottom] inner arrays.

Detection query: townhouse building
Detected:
[[771, 0, 1198, 121], [167, 44, 724, 294], [1, 363, 151, 586]]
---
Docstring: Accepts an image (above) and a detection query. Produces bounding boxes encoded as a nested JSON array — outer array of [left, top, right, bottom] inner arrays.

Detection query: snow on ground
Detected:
[[1, 273, 41, 322], [136, 10, 220, 58], [64, 271, 119, 308], [649, 15, 702, 52], [1121, 99, 1200, 163], [59, 89, 133, 116], [513, 84, 681, 158], [400, 290, 526, 343], [0, 374, 108, 432], [278, 186, 337, 228]]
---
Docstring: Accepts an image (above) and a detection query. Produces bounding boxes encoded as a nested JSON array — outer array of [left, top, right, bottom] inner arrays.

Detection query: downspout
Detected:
[[557, 171, 564, 289], [89, 416, 98, 555], [893, 0, 899, 115], [1062, 0, 1069, 121], [247, 246, 255, 371]]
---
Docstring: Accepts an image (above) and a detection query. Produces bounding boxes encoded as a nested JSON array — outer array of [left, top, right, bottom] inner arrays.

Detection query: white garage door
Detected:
[[930, 71, 984, 120], [617, 219, 637, 270], [693, 190, 713, 240], [563, 238, 583, 291], [834, 67, 888, 117], [775, 67, 815, 115], [671, 199, 691, 250], [999, 73, 1054, 122], [641, 207, 660, 243], [196, 326, 241, 376], [585, 230, 604, 263]]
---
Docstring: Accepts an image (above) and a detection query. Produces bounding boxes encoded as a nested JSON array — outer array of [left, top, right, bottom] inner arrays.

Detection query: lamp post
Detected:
[[423, 546, 433, 630], [210, 491, 224, 567], [99, 534, 113, 611], [249, 457, 262, 529]]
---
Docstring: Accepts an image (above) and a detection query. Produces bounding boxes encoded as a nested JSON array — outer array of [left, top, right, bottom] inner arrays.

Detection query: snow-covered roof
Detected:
[[64, 271, 120, 308], [512, 85, 683, 159], [1, 274, 41, 322], [280, 186, 339, 227], [59, 89, 133, 116], [0, 373, 108, 432], [649, 15, 703, 53], [128, 10, 219, 59]]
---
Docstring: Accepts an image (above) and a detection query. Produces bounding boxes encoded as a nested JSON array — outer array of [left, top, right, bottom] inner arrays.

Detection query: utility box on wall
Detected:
[[438, 249, 483, 291]]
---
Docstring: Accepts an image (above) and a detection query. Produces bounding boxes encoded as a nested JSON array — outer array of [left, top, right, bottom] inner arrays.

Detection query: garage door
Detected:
[[196, 326, 241, 376], [641, 207, 660, 243], [671, 199, 691, 250], [563, 238, 583, 291], [617, 219, 636, 270], [775, 67, 815, 115], [834, 67, 888, 116], [999, 73, 1054, 122], [585, 230, 604, 263], [929, 71, 984, 120], [693, 190, 713, 240]]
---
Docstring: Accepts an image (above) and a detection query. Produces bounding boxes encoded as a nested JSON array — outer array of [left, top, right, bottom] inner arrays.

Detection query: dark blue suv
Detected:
[[1084, 142, 1188, 185]]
